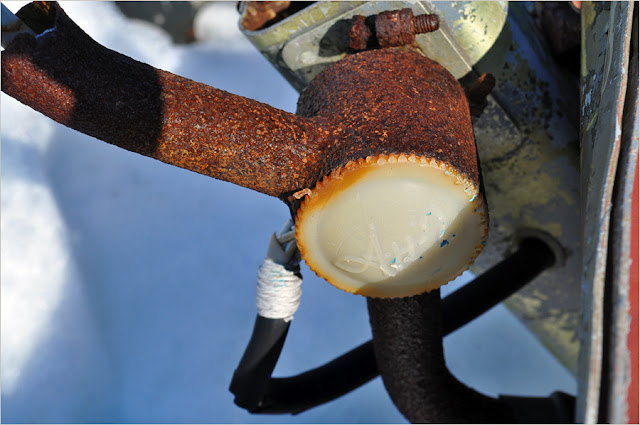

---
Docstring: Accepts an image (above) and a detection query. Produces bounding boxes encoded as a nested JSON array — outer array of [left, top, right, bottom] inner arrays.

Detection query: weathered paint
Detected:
[[577, 1, 635, 422], [241, 1, 508, 90], [468, 3, 582, 375]]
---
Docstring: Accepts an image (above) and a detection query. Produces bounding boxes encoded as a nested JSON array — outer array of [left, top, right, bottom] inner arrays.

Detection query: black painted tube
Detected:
[[368, 289, 516, 423]]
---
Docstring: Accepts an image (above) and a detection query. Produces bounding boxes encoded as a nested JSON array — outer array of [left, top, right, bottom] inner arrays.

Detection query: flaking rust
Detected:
[[2, 2, 488, 299], [349, 8, 440, 51], [294, 47, 481, 193], [2, 2, 480, 214]]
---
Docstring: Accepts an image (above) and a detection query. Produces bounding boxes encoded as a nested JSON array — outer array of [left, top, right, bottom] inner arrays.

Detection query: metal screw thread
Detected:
[[412, 14, 439, 34]]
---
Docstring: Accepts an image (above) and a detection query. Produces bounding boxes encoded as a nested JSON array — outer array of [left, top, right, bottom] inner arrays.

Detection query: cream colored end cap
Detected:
[[295, 155, 488, 298]]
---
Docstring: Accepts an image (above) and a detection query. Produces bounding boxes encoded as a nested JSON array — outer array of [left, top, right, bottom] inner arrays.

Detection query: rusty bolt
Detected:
[[349, 15, 372, 51], [350, 8, 439, 51], [411, 13, 440, 35], [466, 73, 496, 117]]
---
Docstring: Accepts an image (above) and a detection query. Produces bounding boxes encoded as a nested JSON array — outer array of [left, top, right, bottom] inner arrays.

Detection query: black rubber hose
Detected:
[[259, 340, 378, 414], [231, 237, 556, 415], [229, 316, 290, 412], [442, 236, 556, 335]]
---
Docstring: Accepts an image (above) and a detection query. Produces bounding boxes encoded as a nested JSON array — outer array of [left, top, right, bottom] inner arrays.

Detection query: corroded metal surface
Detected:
[[1, 2, 328, 200], [374, 8, 416, 48], [293, 49, 488, 295], [466, 2, 582, 376], [2, 2, 488, 301], [1, 3, 483, 214], [295, 48, 481, 190], [577, 2, 635, 422], [411, 12, 439, 35], [465, 73, 496, 117], [348, 14, 371, 51], [349, 8, 439, 51]]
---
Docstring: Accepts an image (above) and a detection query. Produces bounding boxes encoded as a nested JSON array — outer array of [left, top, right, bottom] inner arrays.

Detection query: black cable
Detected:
[[442, 236, 556, 335], [259, 340, 378, 413], [230, 237, 557, 415], [229, 316, 290, 412]]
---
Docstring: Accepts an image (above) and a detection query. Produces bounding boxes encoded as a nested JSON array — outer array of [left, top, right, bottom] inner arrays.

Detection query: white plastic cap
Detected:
[[295, 154, 488, 298]]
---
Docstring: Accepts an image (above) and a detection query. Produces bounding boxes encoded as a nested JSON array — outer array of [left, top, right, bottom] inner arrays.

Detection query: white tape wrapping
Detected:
[[256, 258, 302, 322]]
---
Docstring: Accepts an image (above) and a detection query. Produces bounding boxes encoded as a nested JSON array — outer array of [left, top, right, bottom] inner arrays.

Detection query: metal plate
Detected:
[[241, 1, 508, 91], [467, 3, 582, 376]]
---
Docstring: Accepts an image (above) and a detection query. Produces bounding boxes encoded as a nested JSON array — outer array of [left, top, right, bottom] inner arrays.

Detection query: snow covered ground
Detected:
[[1, 2, 577, 423]]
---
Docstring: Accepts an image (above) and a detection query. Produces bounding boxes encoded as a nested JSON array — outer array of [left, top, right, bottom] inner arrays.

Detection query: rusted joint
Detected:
[[2, 2, 487, 299], [466, 73, 496, 117], [350, 8, 439, 51]]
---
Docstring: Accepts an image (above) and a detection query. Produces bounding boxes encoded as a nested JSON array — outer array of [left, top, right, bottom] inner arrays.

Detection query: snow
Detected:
[[1, 2, 576, 423]]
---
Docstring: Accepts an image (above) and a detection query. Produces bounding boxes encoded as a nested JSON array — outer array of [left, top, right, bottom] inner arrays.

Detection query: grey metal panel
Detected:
[[577, 2, 634, 422]]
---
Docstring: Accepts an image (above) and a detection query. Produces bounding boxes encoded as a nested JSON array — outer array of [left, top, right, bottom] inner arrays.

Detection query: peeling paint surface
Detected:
[[469, 3, 581, 376], [576, 2, 634, 423], [242, 1, 507, 91]]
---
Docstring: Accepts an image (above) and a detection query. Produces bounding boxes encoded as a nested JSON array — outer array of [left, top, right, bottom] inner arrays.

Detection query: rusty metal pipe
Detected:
[[1, 2, 327, 200], [2, 2, 489, 299]]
